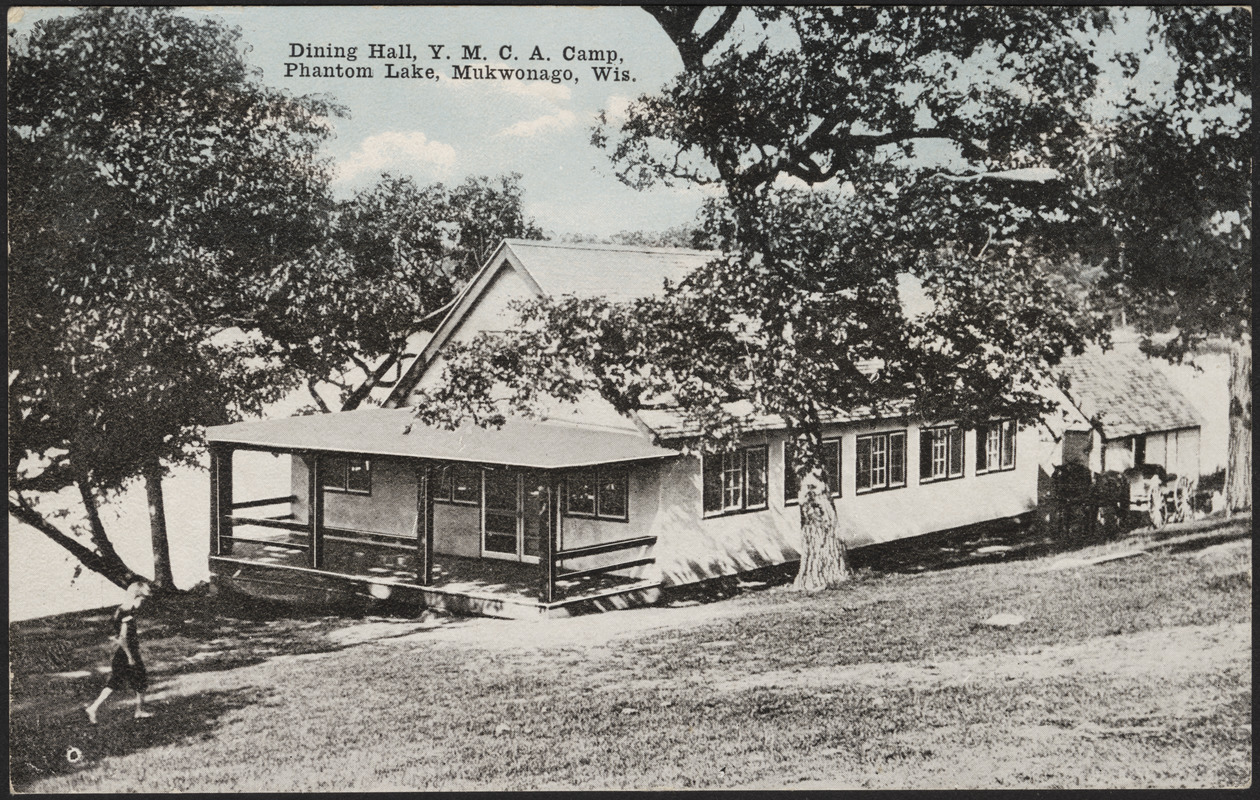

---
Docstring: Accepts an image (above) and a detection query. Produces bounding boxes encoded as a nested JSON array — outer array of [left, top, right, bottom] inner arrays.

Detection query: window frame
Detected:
[[702, 444, 770, 517], [855, 430, 907, 494], [320, 456, 372, 496], [784, 437, 842, 505], [564, 466, 630, 522], [976, 420, 1018, 474], [432, 462, 480, 506], [919, 425, 965, 484]]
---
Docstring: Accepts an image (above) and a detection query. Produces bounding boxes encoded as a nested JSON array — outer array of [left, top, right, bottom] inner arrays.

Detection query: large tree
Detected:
[[414, 6, 1114, 588], [8, 8, 342, 589], [8, 9, 549, 591], [1070, 7, 1251, 511]]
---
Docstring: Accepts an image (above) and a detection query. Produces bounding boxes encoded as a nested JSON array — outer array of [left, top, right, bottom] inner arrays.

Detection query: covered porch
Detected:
[[205, 408, 678, 618]]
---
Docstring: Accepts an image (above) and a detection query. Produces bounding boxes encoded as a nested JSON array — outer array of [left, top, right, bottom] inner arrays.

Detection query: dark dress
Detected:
[[106, 607, 147, 692]]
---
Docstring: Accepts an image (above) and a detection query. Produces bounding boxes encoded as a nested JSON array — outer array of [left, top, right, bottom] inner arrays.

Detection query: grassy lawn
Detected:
[[10, 515, 1251, 791]]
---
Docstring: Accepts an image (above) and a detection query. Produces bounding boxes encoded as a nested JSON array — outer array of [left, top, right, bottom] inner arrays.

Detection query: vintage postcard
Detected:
[[8, 4, 1251, 791]]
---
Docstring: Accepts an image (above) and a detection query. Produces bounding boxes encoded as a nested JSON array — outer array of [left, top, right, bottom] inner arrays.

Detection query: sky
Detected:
[[10, 5, 712, 238], [8, 5, 1190, 239]]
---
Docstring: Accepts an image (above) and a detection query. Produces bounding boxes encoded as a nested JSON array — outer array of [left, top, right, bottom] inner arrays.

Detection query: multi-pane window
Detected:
[[976, 420, 1017, 473], [321, 456, 372, 495], [920, 425, 964, 483], [702, 445, 769, 515], [566, 467, 629, 521], [722, 452, 744, 510], [855, 431, 906, 493], [784, 438, 842, 503], [431, 462, 480, 504]]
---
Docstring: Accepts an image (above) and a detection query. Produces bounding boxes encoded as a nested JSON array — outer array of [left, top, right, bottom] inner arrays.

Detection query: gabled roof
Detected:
[[502, 239, 718, 302], [206, 407, 679, 469], [1057, 349, 1202, 440], [384, 239, 720, 406]]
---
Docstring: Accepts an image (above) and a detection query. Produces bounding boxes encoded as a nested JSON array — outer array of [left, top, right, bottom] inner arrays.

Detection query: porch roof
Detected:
[[205, 407, 680, 469]]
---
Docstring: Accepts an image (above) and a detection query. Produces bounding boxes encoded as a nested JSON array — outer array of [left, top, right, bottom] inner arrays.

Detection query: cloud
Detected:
[[496, 109, 579, 138], [337, 131, 457, 182], [498, 81, 573, 105], [600, 94, 634, 127]]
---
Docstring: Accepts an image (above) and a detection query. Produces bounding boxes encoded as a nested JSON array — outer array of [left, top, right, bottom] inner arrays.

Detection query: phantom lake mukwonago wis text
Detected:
[[285, 42, 634, 84]]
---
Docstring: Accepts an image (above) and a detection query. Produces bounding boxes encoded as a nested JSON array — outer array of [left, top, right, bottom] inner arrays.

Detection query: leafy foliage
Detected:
[[1071, 7, 1251, 362], [8, 8, 341, 584]]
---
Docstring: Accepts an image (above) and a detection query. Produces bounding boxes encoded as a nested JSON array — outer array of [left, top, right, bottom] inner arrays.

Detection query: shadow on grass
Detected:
[[10, 584, 480, 791], [9, 683, 273, 791], [12, 586, 478, 692], [657, 513, 1249, 612], [1153, 529, 1253, 556]]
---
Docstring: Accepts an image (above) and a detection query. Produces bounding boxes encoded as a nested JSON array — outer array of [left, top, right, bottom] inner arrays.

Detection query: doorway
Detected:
[[481, 468, 549, 562]]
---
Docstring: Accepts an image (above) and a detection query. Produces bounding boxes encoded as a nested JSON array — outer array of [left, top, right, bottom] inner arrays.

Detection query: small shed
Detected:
[[1057, 350, 1203, 479]]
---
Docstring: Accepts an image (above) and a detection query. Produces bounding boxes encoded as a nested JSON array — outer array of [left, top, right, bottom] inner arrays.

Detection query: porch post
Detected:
[[209, 446, 220, 557], [209, 445, 234, 556], [306, 453, 325, 569], [415, 461, 435, 586], [540, 471, 559, 603]]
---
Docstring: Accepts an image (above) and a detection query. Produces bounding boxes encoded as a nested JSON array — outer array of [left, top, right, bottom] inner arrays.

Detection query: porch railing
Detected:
[[542, 534, 657, 603], [222, 494, 309, 553]]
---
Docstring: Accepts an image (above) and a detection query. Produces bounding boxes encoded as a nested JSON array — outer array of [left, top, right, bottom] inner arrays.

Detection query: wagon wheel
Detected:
[[1175, 476, 1194, 523]]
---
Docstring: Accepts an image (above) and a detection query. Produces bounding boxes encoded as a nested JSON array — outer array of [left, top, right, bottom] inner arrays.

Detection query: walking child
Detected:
[[85, 580, 154, 723]]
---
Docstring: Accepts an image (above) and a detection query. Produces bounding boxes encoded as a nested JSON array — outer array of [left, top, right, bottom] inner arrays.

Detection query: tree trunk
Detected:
[[77, 477, 134, 569], [793, 467, 849, 590], [1225, 338, 1251, 514], [144, 458, 176, 590]]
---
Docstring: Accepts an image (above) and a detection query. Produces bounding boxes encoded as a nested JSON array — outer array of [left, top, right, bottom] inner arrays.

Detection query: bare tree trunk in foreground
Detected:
[[144, 458, 176, 590], [794, 468, 848, 590], [1226, 339, 1251, 514]]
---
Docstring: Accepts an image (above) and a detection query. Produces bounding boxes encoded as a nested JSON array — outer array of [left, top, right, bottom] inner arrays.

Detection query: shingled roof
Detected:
[[1057, 349, 1202, 440]]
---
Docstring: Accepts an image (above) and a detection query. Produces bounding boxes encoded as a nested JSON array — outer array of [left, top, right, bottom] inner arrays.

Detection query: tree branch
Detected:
[[696, 7, 743, 56], [928, 167, 1063, 184], [306, 379, 331, 413], [340, 350, 400, 411], [9, 493, 138, 589], [644, 6, 742, 71]]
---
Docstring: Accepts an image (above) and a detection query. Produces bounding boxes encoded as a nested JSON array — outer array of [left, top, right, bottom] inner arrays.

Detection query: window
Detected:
[[702, 445, 769, 516], [566, 470, 596, 516], [976, 420, 1017, 474], [1133, 435, 1146, 466], [566, 467, 628, 521], [856, 430, 906, 493], [597, 470, 629, 520], [784, 438, 842, 503], [920, 425, 964, 483], [321, 456, 372, 495], [432, 463, 479, 505]]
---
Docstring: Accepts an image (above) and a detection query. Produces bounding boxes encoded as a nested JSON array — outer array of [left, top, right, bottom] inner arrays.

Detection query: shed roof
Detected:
[[206, 407, 680, 469], [1057, 349, 1202, 439]]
